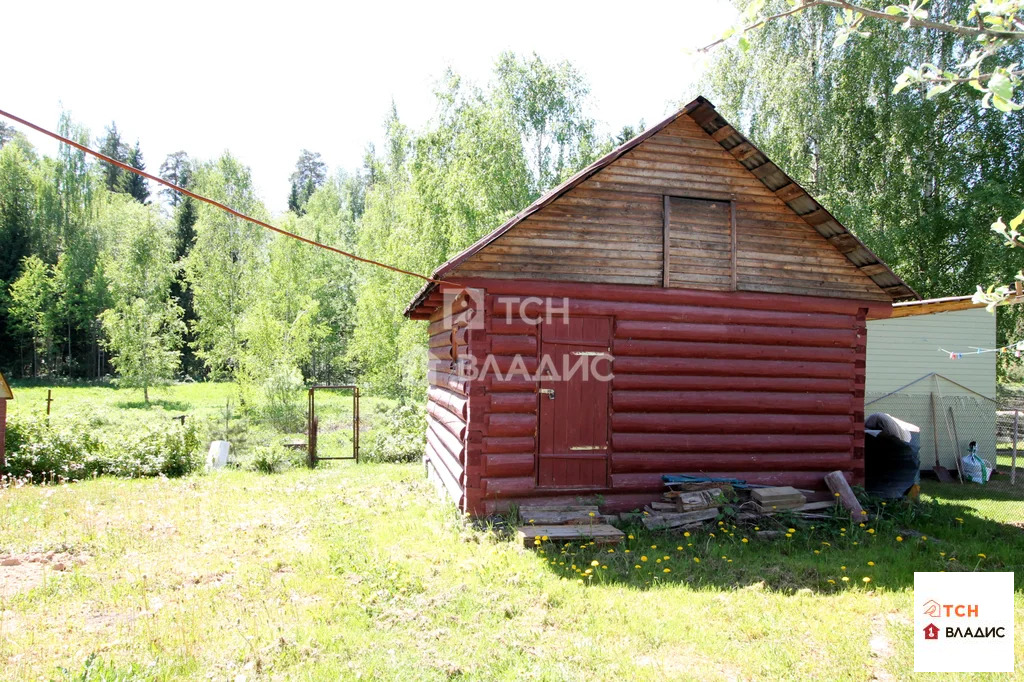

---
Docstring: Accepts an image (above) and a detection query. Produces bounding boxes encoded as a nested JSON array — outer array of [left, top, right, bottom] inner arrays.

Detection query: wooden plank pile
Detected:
[[750, 486, 806, 513], [642, 485, 726, 530], [516, 504, 624, 546]]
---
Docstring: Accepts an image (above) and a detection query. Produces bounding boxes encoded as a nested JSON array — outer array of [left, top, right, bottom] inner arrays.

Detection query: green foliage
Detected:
[[363, 401, 426, 463], [8, 255, 58, 375], [98, 195, 183, 400], [243, 443, 303, 474], [4, 413, 201, 480], [184, 153, 268, 378]]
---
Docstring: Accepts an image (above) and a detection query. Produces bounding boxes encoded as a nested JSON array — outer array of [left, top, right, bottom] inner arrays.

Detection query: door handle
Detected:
[[539, 388, 556, 400]]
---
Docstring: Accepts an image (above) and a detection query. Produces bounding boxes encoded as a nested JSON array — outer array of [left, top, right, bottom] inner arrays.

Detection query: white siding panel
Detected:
[[866, 308, 997, 470], [866, 308, 996, 398]]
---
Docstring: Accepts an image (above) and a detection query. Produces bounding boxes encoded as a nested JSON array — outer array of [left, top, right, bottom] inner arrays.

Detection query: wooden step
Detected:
[[518, 506, 605, 525], [518, 523, 625, 546]]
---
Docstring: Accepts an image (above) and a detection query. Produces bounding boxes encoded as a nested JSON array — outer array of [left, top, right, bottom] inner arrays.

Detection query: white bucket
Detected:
[[207, 440, 230, 470]]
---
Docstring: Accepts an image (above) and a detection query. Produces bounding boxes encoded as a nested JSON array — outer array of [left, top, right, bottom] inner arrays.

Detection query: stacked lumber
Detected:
[[750, 486, 806, 513], [517, 504, 606, 525], [517, 524, 624, 547], [642, 485, 724, 530]]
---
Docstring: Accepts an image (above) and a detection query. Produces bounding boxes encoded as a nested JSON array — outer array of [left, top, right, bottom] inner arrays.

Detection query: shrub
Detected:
[[3, 414, 202, 481], [243, 444, 302, 474], [363, 401, 426, 463]]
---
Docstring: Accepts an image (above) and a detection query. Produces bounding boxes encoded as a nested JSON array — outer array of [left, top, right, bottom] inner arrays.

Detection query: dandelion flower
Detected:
[[588, 512, 596, 517], [601, 565, 607, 569], [841, 576, 850, 582], [867, 529, 875, 534], [693, 557, 700, 563], [528, 519, 535, 524], [676, 546, 683, 551], [683, 532, 690, 537], [840, 528, 847, 532], [634, 564, 641, 569], [641, 556, 648, 562], [955, 517, 964, 523], [541, 535, 548, 541], [591, 560, 599, 567], [862, 577, 871, 583], [785, 533, 792, 538], [896, 536, 903, 542], [628, 534, 634, 540], [663, 568, 671, 573], [978, 553, 986, 559], [788, 528, 796, 533], [814, 550, 820, 555], [741, 538, 749, 543], [868, 561, 875, 566], [841, 565, 846, 570], [754, 526, 760, 531], [859, 523, 865, 528], [834, 492, 841, 498], [827, 579, 836, 584], [921, 536, 927, 541], [663, 556, 670, 561], [651, 545, 657, 549], [608, 548, 615, 553]]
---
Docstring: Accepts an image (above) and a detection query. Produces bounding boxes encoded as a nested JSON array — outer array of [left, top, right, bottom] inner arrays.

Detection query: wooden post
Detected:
[[824, 470, 864, 519], [1013, 409, 1019, 486], [46, 389, 53, 416], [0, 398, 6, 470]]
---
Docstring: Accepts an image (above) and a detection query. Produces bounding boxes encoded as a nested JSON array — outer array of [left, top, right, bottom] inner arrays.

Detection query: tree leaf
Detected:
[[1010, 209, 1024, 231], [884, 5, 904, 14]]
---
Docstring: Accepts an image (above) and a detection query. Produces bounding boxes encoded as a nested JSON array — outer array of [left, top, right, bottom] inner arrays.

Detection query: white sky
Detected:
[[2, 0, 736, 213]]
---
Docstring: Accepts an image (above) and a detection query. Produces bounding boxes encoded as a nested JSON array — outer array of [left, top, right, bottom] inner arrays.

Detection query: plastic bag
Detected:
[[960, 442, 993, 484]]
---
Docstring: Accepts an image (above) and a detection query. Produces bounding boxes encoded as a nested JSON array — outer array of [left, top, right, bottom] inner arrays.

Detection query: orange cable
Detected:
[[0, 108, 448, 285]]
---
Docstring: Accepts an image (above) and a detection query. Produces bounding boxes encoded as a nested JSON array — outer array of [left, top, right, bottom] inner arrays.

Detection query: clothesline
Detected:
[[940, 340, 1024, 359]]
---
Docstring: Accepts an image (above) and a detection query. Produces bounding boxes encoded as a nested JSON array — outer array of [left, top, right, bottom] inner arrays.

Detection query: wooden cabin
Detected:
[[404, 96, 916, 515], [0, 370, 11, 469]]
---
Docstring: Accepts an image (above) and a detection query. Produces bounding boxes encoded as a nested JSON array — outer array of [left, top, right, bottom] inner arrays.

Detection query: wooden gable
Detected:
[[0, 370, 11, 400], [449, 113, 891, 302]]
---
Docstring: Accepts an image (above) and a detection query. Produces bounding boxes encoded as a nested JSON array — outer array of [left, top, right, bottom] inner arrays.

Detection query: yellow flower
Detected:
[[541, 535, 548, 541], [896, 536, 903, 542], [841, 576, 850, 582], [862, 577, 871, 583], [709, 533, 715, 538], [860, 510, 868, 515], [588, 512, 595, 517], [813, 550, 820, 555], [841, 565, 846, 570], [788, 528, 796, 533], [676, 546, 683, 551], [683, 532, 690, 537], [651, 545, 657, 549], [584, 568, 592, 575], [693, 557, 700, 563], [663, 568, 671, 573], [785, 533, 792, 538], [978, 553, 987, 559], [591, 560, 600, 567], [663, 556, 670, 561], [608, 548, 615, 553], [656, 559, 662, 564], [939, 552, 946, 557], [534, 539, 541, 546], [840, 528, 846, 532], [601, 565, 607, 569], [859, 523, 865, 528], [641, 556, 648, 562], [867, 561, 874, 566], [921, 536, 927, 541], [754, 526, 760, 531], [721, 555, 727, 560], [955, 517, 964, 523], [827, 579, 835, 584], [634, 564, 641, 569], [627, 534, 634, 541], [867, 529, 875, 534], [741, 538, 749, 543], [528, 519, 535, 524], [624, 549, 631, 554], [834, 492, 841, 498]]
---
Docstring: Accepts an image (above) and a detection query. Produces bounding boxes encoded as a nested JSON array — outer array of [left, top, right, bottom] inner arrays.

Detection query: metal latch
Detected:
[[539, 388, 556, 400]]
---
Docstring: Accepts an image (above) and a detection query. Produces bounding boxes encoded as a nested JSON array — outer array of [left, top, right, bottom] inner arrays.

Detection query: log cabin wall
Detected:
[[427, 279, 878, 516], [424, 291, 473, 510]]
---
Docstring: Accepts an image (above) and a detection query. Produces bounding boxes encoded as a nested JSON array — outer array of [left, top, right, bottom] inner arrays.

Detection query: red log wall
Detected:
[[424, 278, 885, 516]]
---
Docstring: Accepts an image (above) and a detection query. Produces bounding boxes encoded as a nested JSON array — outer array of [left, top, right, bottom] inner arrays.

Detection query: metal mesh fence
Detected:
[[864, 375, 1023, 526]]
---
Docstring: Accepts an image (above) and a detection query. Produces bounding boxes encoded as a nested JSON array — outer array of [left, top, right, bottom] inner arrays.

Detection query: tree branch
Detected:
[[701, 0, 1024, 53]]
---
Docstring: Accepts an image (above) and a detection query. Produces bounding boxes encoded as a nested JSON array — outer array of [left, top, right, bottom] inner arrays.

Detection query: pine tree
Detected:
[[122, 140, 149, 204], [99, 122, 128, 192], [159, 151, 191, 207], [287, 150, 327, 215]]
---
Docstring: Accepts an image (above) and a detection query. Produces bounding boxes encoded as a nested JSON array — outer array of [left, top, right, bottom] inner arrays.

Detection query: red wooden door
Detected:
[[537, 317, 613, 488]]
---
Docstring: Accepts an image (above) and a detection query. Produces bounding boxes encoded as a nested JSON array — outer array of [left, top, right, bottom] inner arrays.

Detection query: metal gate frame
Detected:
[[307, 385, 359, 468]]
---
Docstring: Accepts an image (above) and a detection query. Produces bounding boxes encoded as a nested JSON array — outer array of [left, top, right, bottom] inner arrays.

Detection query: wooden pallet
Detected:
[[517, 523, 624, 546]]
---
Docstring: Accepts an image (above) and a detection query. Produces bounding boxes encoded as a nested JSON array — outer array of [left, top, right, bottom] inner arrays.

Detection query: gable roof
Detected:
[[0, 370, 12, 400], [405, 96, 916, 316]]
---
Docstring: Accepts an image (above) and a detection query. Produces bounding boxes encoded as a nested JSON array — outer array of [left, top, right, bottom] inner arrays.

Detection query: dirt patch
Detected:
[[0, 552, 89, 598], [868, 613, 895, 681]]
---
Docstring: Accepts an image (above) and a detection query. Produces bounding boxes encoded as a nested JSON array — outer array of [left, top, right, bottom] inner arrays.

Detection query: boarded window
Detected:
[[663, 196, 734, 291]]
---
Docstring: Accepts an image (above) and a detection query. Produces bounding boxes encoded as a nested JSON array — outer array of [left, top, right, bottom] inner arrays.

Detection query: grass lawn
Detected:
[[1, 464, 1023, 681]]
